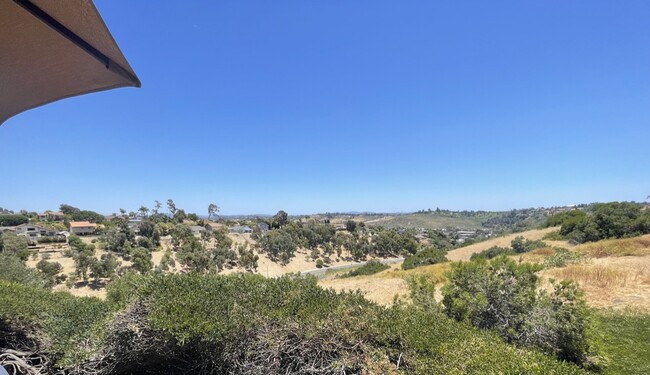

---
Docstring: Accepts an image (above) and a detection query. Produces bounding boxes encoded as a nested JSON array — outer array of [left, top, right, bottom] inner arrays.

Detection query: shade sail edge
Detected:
[[0, 82, 138, 126]]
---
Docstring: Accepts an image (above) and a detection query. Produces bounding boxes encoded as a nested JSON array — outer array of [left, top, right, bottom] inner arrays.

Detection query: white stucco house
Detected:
[[14, 223, 57, 239]]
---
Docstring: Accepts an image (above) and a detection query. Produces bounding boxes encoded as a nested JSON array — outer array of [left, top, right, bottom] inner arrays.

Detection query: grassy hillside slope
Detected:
[[446, 227, 569, 261]]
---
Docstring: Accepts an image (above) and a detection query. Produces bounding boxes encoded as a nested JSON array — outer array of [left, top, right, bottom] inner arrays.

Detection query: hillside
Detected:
[[356, 207, 556, 233], [362, 214, 487, 230], [446, 227, 570, 261]]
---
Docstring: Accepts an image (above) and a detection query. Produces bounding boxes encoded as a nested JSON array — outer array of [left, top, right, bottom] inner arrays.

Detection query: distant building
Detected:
[[456, 230, 476, 240], [229, 225, 252, 234], [14, 224, 58, 238], [190, 225, 207, 235], [38, 211, 65, 221], [205, 222, 225, 231], [69, 221, 97, 235], [257, 223, 270, 232]]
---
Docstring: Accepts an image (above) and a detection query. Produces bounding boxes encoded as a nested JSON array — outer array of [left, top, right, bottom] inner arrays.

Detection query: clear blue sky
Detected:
[[1, 1, 649, 215]]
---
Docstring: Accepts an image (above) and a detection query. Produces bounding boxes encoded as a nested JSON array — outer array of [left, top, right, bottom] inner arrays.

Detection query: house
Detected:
[[38, 211, 65, 221], [69, 221, 97, 235], [14, 224, 58, 238], [205, 222, 225, 231], [229, 225, 252, 234], [257, 222, 270, 232], [190, 225, 207, 235]]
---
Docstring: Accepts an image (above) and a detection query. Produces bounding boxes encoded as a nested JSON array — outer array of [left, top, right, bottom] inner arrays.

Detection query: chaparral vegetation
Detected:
[[1, 201, 649, 374]]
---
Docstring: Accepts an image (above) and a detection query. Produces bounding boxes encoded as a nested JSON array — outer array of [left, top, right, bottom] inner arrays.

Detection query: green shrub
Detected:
[[544, 248, 584, 268], [37, 235, 67, 244], [0, 214, 29, 226], [442, 256, 595, 368], [469, 245, 513, 260], [36, 259, 63, 287], [0, 231, 32, 261], [554, 203, 650, 244], [511, 236, 547, 253], [340, 259, 389, 278], [0, 272, 589, 374], [543, 230, 565, 241], [0, 281, 108, 365], [0, 254, 46, 288], [401, 246, 448, 270]]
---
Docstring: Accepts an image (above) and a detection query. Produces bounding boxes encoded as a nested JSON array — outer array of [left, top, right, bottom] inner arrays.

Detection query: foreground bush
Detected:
[[0, 254, 46, 288], [0, 273, 586, 374], [442, 256, 597, 368]]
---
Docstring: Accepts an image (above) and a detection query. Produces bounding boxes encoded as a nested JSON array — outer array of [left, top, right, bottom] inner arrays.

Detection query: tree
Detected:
[[102, 227, 128, 253], [208, 203, 220, 220], [138, 219, 160, 246], [36, 259, 63, 287], [0, 214, 29, 226], [73, 245, 97, 281], [60, 204, 81, 215], [511, 236, 526, 253], [172, 209, 187, 223], [153, 200, 162, 215], [345, 220, 357, 232], [131, 247, 153, 274], [90, 253, 120, 281], [237, 243, 259, 272], [138, 206, 149, 218], [167, 199, 177, 216], [176, 236, 211, 272], [371, 229, 418, 257], [258, 229, 296, 264], [0, 231, 31, 261], [272, 210, 289, 229], [170, 224, 193, 250]]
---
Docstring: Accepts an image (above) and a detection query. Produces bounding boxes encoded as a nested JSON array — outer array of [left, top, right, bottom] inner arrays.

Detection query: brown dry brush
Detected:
[[61, 302, 396, 375], [0, 320, 58, 375]]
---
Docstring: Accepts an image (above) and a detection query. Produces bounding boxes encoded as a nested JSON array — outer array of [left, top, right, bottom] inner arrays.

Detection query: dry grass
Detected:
[[530, 247, 556, 256], [317, 262, 451, 306], [381, 262, 450, 284], [446, 227, 571, 261], [574, 235, 650, 258], [540, 256, 650, 311], [547, 265, 632, 288], [514, 247, 558, 264]]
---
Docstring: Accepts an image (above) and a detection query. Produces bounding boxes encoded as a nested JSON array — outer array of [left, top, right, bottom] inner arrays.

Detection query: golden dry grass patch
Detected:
[[540, 256, 650, 311], [381, 262, 450, 285], [317, 262, 452, 306], [446, 227, 570, 262], [574, 235, 650, 258], [319, 276, 410, 305]]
